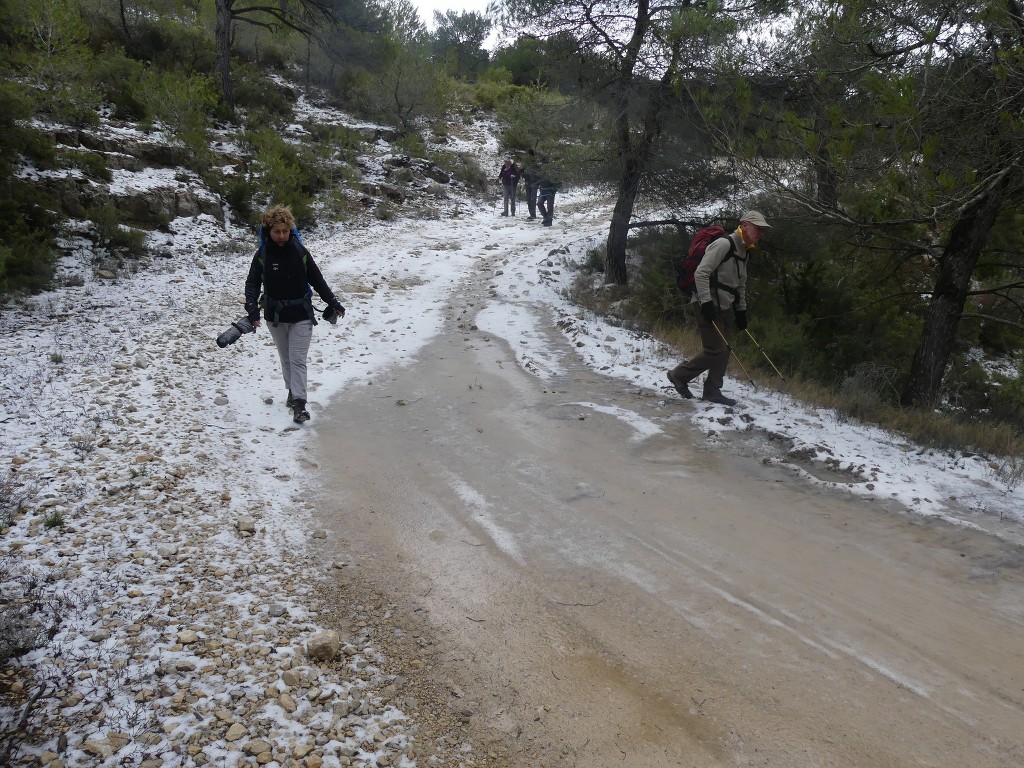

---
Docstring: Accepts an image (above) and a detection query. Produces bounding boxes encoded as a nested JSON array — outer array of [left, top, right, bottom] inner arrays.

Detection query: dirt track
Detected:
[[309, 253, 1024, 767]]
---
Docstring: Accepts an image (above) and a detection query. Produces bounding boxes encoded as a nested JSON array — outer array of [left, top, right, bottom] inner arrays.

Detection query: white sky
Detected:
[[412, 0, 494, 28], [4, 89, 1024, 764]]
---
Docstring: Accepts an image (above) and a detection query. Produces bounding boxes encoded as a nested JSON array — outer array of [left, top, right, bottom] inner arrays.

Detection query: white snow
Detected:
[[3, 98, 1022, 767]]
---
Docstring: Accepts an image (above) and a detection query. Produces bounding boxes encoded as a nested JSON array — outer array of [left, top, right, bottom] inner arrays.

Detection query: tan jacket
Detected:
[[694, 231, 748, 311]]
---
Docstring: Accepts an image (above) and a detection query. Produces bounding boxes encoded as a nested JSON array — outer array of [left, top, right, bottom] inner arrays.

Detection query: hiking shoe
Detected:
[[286, 390, 296, 409], [292, 399, 310, 423], [666, 370, 694, 399], [703, 391, 737, 406]]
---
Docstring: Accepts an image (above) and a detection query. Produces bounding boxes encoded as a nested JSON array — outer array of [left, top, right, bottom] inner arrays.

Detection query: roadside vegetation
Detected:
[[1, 0, 1022, 449]]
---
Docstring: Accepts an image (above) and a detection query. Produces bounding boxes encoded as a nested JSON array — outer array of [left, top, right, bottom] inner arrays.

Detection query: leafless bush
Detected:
[[0, 467, 34, 531], [837, 362, 901, 422], [68, 434, 97, 456], [987, 455, 1024, 495]]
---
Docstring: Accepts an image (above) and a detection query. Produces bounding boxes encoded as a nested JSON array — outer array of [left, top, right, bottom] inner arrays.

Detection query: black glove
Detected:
[[700, 302, 716, 323], [734, 309, 748, 331], [323, 300, 345, 324]]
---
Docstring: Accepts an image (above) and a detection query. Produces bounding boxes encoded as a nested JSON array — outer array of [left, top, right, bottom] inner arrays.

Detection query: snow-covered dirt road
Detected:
[[310, 209, 1024, 768], [3, 180, 1022, 767]]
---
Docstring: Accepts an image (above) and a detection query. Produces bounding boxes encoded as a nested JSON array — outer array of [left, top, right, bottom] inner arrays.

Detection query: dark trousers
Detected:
[[670, 305, 734, 395], [538, 190, 555, 224], [525, 183, 538, 218]]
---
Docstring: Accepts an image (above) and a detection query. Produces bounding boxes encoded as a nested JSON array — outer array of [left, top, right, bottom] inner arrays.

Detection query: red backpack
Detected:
[[675, 226, 736, 297]]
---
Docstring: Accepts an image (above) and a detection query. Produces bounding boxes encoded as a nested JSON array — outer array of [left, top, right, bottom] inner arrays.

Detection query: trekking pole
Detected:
[[711, 321, 756, 389], [744, 329, 787, 384]]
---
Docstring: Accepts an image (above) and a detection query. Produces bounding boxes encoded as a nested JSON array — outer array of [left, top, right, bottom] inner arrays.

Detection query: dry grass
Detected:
[[569, 270, 1024, 462]]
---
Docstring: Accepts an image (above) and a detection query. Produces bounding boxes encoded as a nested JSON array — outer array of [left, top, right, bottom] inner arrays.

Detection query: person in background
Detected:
[[244, 204, 346, 424], [497, 158, 521, 216], [537, 169, 559, 226], [666, 210, 771, 406], [522, 149, 541, 220]]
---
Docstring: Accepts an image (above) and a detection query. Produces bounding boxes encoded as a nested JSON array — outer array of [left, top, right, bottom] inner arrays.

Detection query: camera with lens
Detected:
[[216, 316, 256, 348]]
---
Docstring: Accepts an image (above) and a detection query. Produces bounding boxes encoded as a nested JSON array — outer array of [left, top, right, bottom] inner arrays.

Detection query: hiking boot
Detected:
[[286, 390, 296, 409], [292, 400, 310, 424], [702, 390, 737, 406], [666, 370, 694, 399]]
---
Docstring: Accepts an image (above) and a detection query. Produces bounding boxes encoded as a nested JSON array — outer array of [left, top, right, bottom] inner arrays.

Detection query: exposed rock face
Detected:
[[37, 126, 228, 228], [32, 178, 224, 227]]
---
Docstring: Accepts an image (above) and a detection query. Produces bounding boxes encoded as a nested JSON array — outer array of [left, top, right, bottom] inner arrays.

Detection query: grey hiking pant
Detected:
[[268, 319, 313, 402], [670, 304, 734, 396], [502, 183, 517, 215]]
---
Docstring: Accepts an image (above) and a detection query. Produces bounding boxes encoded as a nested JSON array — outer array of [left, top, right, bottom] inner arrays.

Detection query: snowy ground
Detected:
[[3, 101, 1023, 768]]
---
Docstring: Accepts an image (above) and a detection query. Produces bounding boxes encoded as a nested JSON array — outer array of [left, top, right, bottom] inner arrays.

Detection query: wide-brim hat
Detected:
[[740, 210, 771, 228]]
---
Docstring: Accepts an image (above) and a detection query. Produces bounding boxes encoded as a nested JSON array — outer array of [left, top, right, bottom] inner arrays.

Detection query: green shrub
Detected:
[[244, 123, 317, 222], [429, 150, 486, 191], [90, 46, 149, 121], [472, 67, 524, 110], [986, 368, 1024, 430], [0, 189, 58, 294], [395, 132, 428, 158], [233, 64, 295, 119], [208, 169, 257, 223], [131, 16, 216, 75], [58, 149, 111, 182], [87, 204, 147, 259], [307, 123, 364, 153], [138, 69, 218, 169]]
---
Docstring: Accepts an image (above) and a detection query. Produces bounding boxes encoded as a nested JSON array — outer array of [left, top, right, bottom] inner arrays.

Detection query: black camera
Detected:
[[216, 317, 256, 348]]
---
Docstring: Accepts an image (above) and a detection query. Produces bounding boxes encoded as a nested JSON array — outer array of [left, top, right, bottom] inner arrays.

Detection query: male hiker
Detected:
[[666, 210, 770, 406], [537, 169, 559, 226], [522, 149, 541, 219]]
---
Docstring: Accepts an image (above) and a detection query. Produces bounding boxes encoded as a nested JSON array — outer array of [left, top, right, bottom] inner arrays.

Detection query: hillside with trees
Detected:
[[1, 0, 1023, 445]]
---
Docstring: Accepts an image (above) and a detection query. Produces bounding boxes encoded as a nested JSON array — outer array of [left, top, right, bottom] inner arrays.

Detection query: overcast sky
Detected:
[[412, 0, 494, 28]]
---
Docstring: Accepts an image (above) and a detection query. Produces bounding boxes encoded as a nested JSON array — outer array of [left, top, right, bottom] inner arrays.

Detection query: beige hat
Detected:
[[740, 210, 771, 228]]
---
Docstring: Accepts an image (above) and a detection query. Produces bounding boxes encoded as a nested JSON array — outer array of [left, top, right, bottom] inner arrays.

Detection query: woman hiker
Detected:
[[244, 204, 346, 424]]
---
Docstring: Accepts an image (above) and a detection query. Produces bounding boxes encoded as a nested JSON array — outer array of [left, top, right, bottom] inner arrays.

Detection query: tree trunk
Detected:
[[118, 0, 131, 42], [215, 0, 235, 108], [900, 181, 1008, 406], [606, 159, 643, 285], [813, 116, 838, 209], [605, 105, 642, 285], [603, 49, 678, 286]]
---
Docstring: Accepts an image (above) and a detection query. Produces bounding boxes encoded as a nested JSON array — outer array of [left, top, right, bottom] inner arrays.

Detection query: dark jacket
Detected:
[[538, 175, 560, 196], [523, 161, 541, 188], [244, 236, 339, 324], [498, 163, 521, 187]]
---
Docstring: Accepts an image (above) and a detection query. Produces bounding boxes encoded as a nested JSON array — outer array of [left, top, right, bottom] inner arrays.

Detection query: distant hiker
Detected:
[[537, 170, 559, 226], [666, 210, 770, 406], [522, 149, 541, 220], [244, 204, 346, 424], [497, 158, 521, 216]]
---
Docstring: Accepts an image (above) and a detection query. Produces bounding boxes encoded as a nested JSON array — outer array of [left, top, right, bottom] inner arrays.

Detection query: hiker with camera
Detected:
[[667, 210, 770, 406], [243, 204, 345, 424]]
